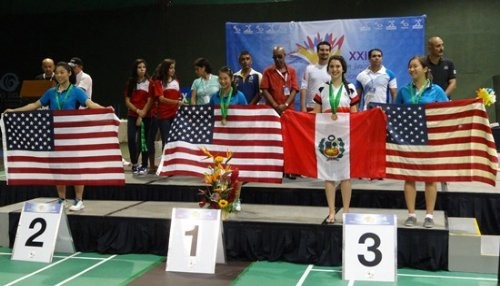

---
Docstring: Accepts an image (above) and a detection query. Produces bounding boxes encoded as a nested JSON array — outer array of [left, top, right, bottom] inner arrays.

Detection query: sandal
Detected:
[[321, 215, 335, 225]]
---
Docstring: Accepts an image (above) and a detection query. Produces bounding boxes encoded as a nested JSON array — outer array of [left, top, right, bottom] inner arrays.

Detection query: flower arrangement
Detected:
[[198, 147, 241, 215], [476, 87, 496, 107]]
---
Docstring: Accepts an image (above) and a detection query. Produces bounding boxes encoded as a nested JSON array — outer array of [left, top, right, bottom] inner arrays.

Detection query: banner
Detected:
[[281, 109, 387, 181], [0, 109, 125, 186], [226, 16, 426, 109], [159, 105, 283, 183]]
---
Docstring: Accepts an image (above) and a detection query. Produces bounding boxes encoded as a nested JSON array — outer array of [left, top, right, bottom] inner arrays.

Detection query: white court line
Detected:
[[309, 268, 497, 282], [0, 252, 107, 260], [347, 280, 354, 286], [54, 254, 117, 286], [295, 264, 313, 286], [4, 252, 81, 286]]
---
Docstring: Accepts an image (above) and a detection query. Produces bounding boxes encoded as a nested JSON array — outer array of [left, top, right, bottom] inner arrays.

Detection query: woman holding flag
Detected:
[[396, 56, 448, 228], [4, 61, 107, 211], [312, 55, 359, 224]]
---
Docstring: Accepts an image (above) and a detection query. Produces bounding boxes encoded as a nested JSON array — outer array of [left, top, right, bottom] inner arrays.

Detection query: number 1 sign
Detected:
[[342, 213, 397, 282], [166, 208, 225, 274], [12, 201, 75, 263]]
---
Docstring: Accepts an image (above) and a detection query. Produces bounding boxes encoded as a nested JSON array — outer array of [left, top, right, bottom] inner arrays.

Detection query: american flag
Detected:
[[375, 98, 498, 186], [0, 109, 125, 185], [158, 105, 283, 183]]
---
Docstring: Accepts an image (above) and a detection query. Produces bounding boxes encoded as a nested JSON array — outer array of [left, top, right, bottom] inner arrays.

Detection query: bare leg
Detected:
[[340, 179, 352, 213], [404, 181, 416, 214], [56, 185, 66, 199], [424, 182, 437, 215], [74, 185, 84, 200], [325, 180, 336, 222]]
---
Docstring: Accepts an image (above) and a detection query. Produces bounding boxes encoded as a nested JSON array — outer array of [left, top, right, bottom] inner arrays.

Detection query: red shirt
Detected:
[[260, 64, 299, 110], [125, 80, 154, 117], [153, 79, 182, 119]]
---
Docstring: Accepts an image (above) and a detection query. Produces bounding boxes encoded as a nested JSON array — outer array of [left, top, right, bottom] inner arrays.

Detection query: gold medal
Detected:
[[221, 118, 227, 125], [331, 113, 338, 121]]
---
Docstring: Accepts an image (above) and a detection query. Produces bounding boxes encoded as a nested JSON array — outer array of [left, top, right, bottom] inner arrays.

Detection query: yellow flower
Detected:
[[218, 199, 228, 208], [476, 88, 496, 107]]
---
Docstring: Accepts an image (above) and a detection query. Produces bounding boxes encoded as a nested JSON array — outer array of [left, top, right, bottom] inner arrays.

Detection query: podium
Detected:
[[19, 80, 55, 98]]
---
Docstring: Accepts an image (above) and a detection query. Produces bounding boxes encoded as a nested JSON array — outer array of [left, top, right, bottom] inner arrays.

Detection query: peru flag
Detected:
[[281, 108, 387, 181]]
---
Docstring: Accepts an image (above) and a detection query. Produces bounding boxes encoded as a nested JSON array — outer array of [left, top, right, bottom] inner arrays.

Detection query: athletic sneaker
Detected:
[[423, 217, 434, 228], [69, 199, 85, 211], [404, 216, 417, 227], [132, 165, 139, 175], [137, 166, 147, 175], [57, 198, 69, 208]]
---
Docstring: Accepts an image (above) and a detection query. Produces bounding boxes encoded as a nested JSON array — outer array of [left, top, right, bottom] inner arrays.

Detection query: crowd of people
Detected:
[[10, 35, 456, 227]]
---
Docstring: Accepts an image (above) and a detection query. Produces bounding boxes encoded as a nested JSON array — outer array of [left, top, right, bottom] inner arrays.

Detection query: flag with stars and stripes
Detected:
[[374, 98, 498, 186], [158, 105, 283, 183], [0, 109, 125, 186]]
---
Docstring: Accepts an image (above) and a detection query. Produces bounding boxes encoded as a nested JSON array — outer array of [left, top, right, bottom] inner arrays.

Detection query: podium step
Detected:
[[448, 217, 499, 274]]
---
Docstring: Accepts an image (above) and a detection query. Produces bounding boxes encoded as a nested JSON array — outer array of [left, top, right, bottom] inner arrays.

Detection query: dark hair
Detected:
[[218, 66, 238, 95], [327, 55, 354, 94], [238, 51, 251, 61], [368, 48, 383, 58], [193, 57, 212, 74], [408, 55, 433, 81], [126, 59, 149, 97], [56, 61, 72, 72], [316, 41, 332, 51], [153, 58, 176, 82]]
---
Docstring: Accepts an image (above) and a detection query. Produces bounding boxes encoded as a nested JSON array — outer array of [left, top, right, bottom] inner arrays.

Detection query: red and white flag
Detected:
[[0, 109, 125, 186], [281, 108, 387, 181], [158, 105, 283, 183]]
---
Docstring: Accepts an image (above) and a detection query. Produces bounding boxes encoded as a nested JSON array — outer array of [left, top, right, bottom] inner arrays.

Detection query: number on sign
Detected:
[[25, 217, 47, 247], [185, 225, 199, 256], [357, 232, 382, 267]]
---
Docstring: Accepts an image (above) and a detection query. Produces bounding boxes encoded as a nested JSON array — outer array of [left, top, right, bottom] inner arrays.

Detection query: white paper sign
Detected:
[[12, 202, 75, 263], [343, 213, 397, 282], [166, 208, 225, 274]]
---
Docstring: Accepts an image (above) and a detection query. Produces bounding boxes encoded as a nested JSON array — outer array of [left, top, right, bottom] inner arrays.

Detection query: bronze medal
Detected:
[[221, 118, 227, 125], [331, 113, 338, 121]]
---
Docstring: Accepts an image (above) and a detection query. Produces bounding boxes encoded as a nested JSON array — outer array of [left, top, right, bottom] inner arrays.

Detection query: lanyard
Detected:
[[328, 83, 343, 114], [410, 79, 429, 104], [220, 87, 233, 119], [55, 84, 73, 110], [275, 69, 288, 85]]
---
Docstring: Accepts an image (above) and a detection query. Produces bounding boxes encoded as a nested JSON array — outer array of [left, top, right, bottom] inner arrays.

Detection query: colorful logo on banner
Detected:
[[226, 16, 425, 109]]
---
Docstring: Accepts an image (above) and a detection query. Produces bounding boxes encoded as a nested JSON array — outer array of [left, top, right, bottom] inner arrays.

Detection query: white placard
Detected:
[[166, 208, 225, 274], [343, 213, 397, 282], [12, 201, 75, 263]]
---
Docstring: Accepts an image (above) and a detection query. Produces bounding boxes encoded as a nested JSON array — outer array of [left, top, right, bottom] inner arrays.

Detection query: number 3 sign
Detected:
[[166, 208, 225, 274], [12, 201, 75, 263], [342, 213, 397, 282]]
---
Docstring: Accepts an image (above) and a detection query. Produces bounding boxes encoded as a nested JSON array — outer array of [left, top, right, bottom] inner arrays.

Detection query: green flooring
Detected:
[[232, 261, 498, 286], [0, 247, 163, 286]]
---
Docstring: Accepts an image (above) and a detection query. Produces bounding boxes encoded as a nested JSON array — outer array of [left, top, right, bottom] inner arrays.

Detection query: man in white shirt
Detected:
[[300, 41, 331, 112], [68, 57, 92, 99], [355, 49, 397, 111]]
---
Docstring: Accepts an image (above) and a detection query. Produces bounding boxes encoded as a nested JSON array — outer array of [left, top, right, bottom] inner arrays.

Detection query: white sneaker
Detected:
[[233, 199, 241, 212], [69, 200, 85, 211]]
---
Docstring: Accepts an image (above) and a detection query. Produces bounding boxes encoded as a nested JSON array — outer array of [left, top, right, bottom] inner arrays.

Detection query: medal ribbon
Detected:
[[220, 87, 233, 121], [328, 83, 343, 114]]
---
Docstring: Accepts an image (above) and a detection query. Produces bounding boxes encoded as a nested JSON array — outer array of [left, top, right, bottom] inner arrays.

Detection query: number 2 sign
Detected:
[[342, 213, 397, 282], [12, 201, 75, 263], [166, 208, 225, 274]]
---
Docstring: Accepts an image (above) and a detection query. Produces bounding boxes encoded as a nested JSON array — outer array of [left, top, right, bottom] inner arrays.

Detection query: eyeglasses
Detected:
[[272, 55, 284, 60]]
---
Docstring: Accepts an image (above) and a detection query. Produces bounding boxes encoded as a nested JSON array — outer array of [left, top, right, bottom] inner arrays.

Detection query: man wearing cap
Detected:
[[68, 57, 93, 98]]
